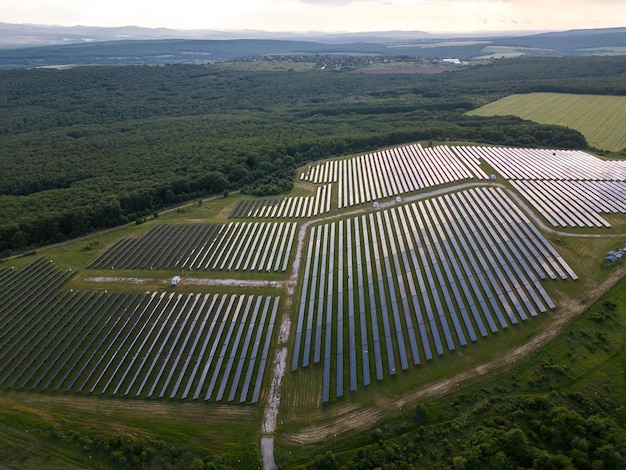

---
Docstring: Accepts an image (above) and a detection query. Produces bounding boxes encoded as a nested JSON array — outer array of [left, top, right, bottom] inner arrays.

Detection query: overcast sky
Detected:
[[3, 0, 625, 33]]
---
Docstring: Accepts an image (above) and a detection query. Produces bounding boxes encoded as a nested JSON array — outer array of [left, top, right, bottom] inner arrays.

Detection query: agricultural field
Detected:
[[0, 141, 625, 468], [473, 45, 554, 60], [467, 93, 626, 152]]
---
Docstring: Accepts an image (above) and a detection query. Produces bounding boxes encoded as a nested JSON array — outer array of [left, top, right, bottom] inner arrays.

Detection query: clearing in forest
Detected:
[[467, 92, 626, 152]]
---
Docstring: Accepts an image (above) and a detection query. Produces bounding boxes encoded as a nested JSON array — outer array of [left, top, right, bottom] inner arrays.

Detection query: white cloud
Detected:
[[298, 0, 357, 4], [2, 0, 625, 32]]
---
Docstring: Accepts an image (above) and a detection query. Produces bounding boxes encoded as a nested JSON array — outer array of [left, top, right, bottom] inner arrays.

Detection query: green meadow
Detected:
[[468, 92, 626, 152]]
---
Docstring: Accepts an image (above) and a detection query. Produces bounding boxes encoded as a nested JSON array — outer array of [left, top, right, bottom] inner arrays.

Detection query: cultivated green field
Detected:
[[473, 45, 554, 60], [468, 92, 626, 152]]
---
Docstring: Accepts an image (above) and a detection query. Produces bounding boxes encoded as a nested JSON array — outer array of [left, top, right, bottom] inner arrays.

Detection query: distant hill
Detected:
[[486, 27, 626, 57], [0, 23, 624, 68], [0, 23, 436, 48]]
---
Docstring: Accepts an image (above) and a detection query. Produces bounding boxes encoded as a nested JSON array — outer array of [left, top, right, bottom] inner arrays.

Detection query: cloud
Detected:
[[4, 0, 626, 33], [298, 0, 358, 4], [298, 0, 380, 6]]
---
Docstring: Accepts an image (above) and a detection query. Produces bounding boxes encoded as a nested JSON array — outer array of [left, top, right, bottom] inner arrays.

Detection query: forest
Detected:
[[1, 55, 626, 256]]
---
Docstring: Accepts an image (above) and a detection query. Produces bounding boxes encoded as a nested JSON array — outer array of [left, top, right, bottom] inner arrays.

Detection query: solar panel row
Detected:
[[302, 143, 486, 210], [451, 146, 626, 229], [229, 184, 333, 219], [455, 146, 626, 181], [89, 222, 296, 272], [510, 180, 626, 228]]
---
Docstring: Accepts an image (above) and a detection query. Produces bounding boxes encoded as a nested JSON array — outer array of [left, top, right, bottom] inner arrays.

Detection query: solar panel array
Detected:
[[452, 146, 626, 228], [301, 144, 626, 228], [89, 222, 296, 272], [454, 146, 626, 181], [291, 187, 577, 401], [301, 143, 488, 209], [0, 259, 280, 403], [229, 184, 332, 219], [510, 180, 626, 228], [4, 143, 611, 407]]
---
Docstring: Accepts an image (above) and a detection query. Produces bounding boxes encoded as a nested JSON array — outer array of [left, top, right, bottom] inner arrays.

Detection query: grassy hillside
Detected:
[[468, 92, 626, 152]]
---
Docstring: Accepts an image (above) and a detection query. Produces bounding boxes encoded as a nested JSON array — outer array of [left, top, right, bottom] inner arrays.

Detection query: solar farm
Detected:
[[291, 187, 578, 402], [89, 221, 297, 272], [301, 143, 488, 208], [0, 258, 279, 403], [0, 142, 624, 415], [471, 146, 626, 228]]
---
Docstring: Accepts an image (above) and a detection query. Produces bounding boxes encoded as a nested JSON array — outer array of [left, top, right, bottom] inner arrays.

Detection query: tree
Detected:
[[414, 404, 428, 423], [190, 457, 205, 470]]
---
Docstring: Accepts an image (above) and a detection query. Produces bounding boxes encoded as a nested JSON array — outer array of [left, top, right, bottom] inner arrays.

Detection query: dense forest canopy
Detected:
[[1, 55, 625, 256]]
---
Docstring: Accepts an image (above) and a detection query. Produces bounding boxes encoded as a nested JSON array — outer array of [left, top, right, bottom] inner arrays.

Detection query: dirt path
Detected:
[[261, 437, 276, 470]]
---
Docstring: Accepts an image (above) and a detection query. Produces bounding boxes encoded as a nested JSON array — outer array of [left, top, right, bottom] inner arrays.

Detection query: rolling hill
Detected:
[[0, 24, 624, 68]]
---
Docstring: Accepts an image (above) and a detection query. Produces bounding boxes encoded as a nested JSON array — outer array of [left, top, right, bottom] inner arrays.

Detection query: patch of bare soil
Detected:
[[262, 309, 293, 437], [84, 276, 152, 284], [262, 347, 287, 434], [290, 407, 384, 444], [185, 278, 286, 289]]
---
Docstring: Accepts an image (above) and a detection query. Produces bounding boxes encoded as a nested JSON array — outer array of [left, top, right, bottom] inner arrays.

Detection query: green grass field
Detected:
[[468, 92, 626, 152]]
